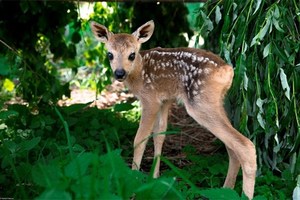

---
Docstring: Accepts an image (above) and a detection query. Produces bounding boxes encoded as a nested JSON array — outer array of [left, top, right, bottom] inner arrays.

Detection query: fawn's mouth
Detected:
[[115, 77, 126, 82]]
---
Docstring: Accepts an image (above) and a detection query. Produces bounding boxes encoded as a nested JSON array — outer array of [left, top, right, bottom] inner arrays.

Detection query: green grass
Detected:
[[0, 103, 296, 199]]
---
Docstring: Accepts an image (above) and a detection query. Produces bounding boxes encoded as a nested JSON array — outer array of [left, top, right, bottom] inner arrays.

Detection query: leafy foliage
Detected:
[[0, 103, 138, 198], [196, 0, 300, 177], [0, 1, 81, 105], [1, 104, 294, 199]]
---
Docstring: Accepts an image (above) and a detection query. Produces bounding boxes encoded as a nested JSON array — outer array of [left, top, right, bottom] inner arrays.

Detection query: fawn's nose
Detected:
[[114, 69, 127, 81]]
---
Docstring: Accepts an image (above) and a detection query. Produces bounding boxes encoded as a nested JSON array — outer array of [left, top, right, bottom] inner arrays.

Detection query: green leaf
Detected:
[[20, 137, 41, 151], [200, 10, 214, 36], [64, 152, 94, 179], [256, 98, 266, 129], [30, 116, 41, 129], [253, 0, 262, 15], [253, 195, 268, 200], [293, 175, 300, 200], [71, 32, 81, 44], [261, 19, 272, 36], [19, 1, 29, 13], [215, 6, 222, 24], [273, 142, 281, 153], [222, 15, 231, 33], [113, 102, 134, 112], [273, 5, 280, 18], [2, 78, 15, 91], [0, 123, 7, 130], [251, 19, 271, 46], [36, 189, 72, 200], [223, 45, 232, 65], [91, 118, 101, 129], [135, 177, 183, 200], [208, 163, 225, 175], [263, 43, 271, 58], [272, 18, 284, 32], [279, 68, 290, 100], [243, 72, 248, 91], [297, 175, 300, 186], [236, 53, 246, 78], [200, 188, 240, 200], [62, 103, 90, 114], [273, 43, 288, 62], [32, 164, 63, 188], [3, 140, 17, 154], [0, 110, 19, 120], [44, 115, 56, 125]]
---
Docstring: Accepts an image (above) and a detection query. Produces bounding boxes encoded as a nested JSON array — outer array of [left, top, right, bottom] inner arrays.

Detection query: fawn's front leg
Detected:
[[152, 101, 172, 178], [132, 100, 160, 171]]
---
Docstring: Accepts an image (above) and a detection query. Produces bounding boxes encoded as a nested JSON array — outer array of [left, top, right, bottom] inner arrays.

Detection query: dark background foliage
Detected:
[[0, 1, 81, 105], [127, 2, 193, 49]]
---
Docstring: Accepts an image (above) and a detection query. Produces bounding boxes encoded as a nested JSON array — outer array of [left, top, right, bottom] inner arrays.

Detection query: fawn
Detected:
[[90, 20, 257, 199]]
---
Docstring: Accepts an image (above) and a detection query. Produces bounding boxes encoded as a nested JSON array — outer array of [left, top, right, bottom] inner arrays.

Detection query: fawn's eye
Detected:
[[107, 52, 114, 60], [128, 52, 136, 61]]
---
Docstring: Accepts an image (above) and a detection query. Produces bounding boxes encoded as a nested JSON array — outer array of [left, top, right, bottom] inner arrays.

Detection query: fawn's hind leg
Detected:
[[185, 102, 256, 199], [184, 65, 256, 199], [224, 146, 241, 188]]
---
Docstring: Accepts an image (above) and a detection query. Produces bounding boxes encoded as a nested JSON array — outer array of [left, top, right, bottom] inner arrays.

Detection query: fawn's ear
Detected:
[[132, 20, 154, 43], [90, 21, 113, 43]]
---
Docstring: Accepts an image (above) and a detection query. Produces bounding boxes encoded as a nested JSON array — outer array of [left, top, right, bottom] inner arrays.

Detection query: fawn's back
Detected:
[[139, 47, 228, 101]]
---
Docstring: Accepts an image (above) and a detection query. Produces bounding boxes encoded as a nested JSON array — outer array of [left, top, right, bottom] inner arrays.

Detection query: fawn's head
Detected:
[[90, 20, 154, 81]]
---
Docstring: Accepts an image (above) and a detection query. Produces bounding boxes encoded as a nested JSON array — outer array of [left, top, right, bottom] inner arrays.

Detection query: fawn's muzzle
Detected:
[[114, 69, 127, 81]]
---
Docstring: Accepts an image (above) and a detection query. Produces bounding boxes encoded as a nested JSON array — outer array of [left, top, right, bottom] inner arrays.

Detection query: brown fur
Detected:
[[90, 20, 257, 199]]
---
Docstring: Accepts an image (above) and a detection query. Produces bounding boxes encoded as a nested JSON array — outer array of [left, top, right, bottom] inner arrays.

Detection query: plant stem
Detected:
[[54, 106, 74, 159]]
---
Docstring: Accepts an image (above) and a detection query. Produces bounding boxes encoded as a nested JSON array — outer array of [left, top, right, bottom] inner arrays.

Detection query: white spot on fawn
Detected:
[[144, 53, 149, 59], [192, 55, 197, 62], [203, 57, 209, 63], [184, 75, 189, 82], [193, 70, 198, 76], [190, 65, 196, 71], [204, 68, 211, 75], [194, 83, 199, 90], [150, 59, 155, 65], [197, 56, 203, 62], [208, 60, 218, 66]]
